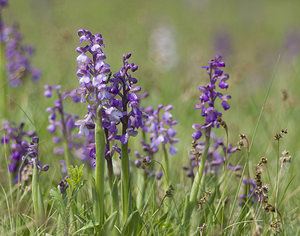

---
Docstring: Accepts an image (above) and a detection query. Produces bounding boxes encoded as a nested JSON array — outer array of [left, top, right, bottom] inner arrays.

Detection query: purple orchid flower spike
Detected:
[[135, 104, 179, 180], [192, 55, 231, 141], [1, 24, 40, 87], [44, 84, 95, 170], [1, 121, 37, 182]]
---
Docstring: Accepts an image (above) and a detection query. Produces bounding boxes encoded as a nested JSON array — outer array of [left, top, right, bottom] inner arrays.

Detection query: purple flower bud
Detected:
[[85, 122, 95, 129], [131, 65, 138, 72], [44, 90, 52, 98], [53, 136, 61, 143], [169, 145, 178, 155], [192, 131, 202, 140], [126, 52, 132, 59], [1, 136, 9, 144], [41, 164, 50, 171], [21, 140, 29, 148], [47, 124, 56, 133], [135, 159, 141, 168], [32, 136, 39, 144], [221, 101, 230, 110], [156, 172, 163, 180]]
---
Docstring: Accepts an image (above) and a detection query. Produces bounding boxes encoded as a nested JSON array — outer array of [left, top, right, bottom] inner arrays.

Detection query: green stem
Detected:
[[121, 141, 131, 224], [63, 139, 71, 168], [275, 140, 280, 215], [162, 143, 171, 210], [137, 170, 146, 210], [32, 163, 45, 222], [182, 128, 211, 232], [162, 143, 169, 189], [59, 91, 72, 168], [1, 42, 8, 119], [189, 128, 211, 203], [104, 128, 114, 188], [95, 119, 105, 228]]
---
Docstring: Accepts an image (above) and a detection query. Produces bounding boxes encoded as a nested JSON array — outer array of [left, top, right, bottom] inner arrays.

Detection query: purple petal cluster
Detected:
[[239, 178, 259, 206], [192, 55, 231, 140], [75, 29, 144, 158], [75, 29, 111, 114], [1, 121, 36, 181], [0, 0, 8, 8], [182, 133, 239, 179], [135, 105, 179, 179], [106, 53, 142, 144], [21, 136, 49, 172], [142, 105, 179, 155], [1, 24, 40, 87], [44, 85, 95, 165]]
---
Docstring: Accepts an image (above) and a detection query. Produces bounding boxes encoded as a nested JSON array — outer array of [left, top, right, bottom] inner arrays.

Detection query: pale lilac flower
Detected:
[[1, 24, 40, 86]]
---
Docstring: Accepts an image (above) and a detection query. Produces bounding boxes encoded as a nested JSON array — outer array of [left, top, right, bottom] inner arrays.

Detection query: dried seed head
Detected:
[[281, 128, 288, 134], [280, 155, 291, 168], [237, 140, 244, 146], [269, 220, 281, 234], [264, 203, 275, 212], [258, 157, 267, 166], [238, 134, 249, 149], [281, 150, 289, 156], [217, 117, 227, 129], [280, 150, 291, 168], [256, 184, 269, 203], [198, 190, 211, 206], [274, 133, 282, 141], [253, 225, 263, 236], [197, 223, 207, 235], [165, 185, 175, 198], [281, 90, 288, 101], [274, 128, 288, 141]]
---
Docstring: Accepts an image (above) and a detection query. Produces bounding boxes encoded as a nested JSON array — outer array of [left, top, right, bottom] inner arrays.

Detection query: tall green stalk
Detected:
[[59, 91, 72, 168], [162, 143, 169, 189], [95, 115, 105, 229], [121, 79, 132, 224], [189, 128, 211, 203], [1, 41, 8, 119], [104, 128, 114, 188], [137, 170, 146, 210], [121, 141, 131, 224], [182, 128, 211, 233], [32, 163, 45, 222], [162, 143, 171, 209]]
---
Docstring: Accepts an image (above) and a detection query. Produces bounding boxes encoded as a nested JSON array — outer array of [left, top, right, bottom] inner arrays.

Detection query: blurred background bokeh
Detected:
[[3, 0, 300, 191]]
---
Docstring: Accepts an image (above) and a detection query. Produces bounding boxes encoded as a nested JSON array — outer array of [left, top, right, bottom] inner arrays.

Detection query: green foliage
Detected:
[[50, 165, 86, 235]]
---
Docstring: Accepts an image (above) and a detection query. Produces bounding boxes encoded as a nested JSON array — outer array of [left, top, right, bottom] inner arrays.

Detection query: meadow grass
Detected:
[[1, 0, 300, 235]]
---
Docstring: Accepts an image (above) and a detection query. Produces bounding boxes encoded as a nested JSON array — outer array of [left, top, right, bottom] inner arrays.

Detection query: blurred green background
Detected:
[[2, 0, 300, 211]]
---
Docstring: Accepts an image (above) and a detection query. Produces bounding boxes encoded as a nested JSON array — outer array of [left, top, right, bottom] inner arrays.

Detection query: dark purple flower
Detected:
[[239, 178, 259, 206], [1, 121, 37, 182], [0, 0, 8, 8], [58, 177, 68, 194], [21, 136, 49, 172], [192, 55, 231, 140]]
